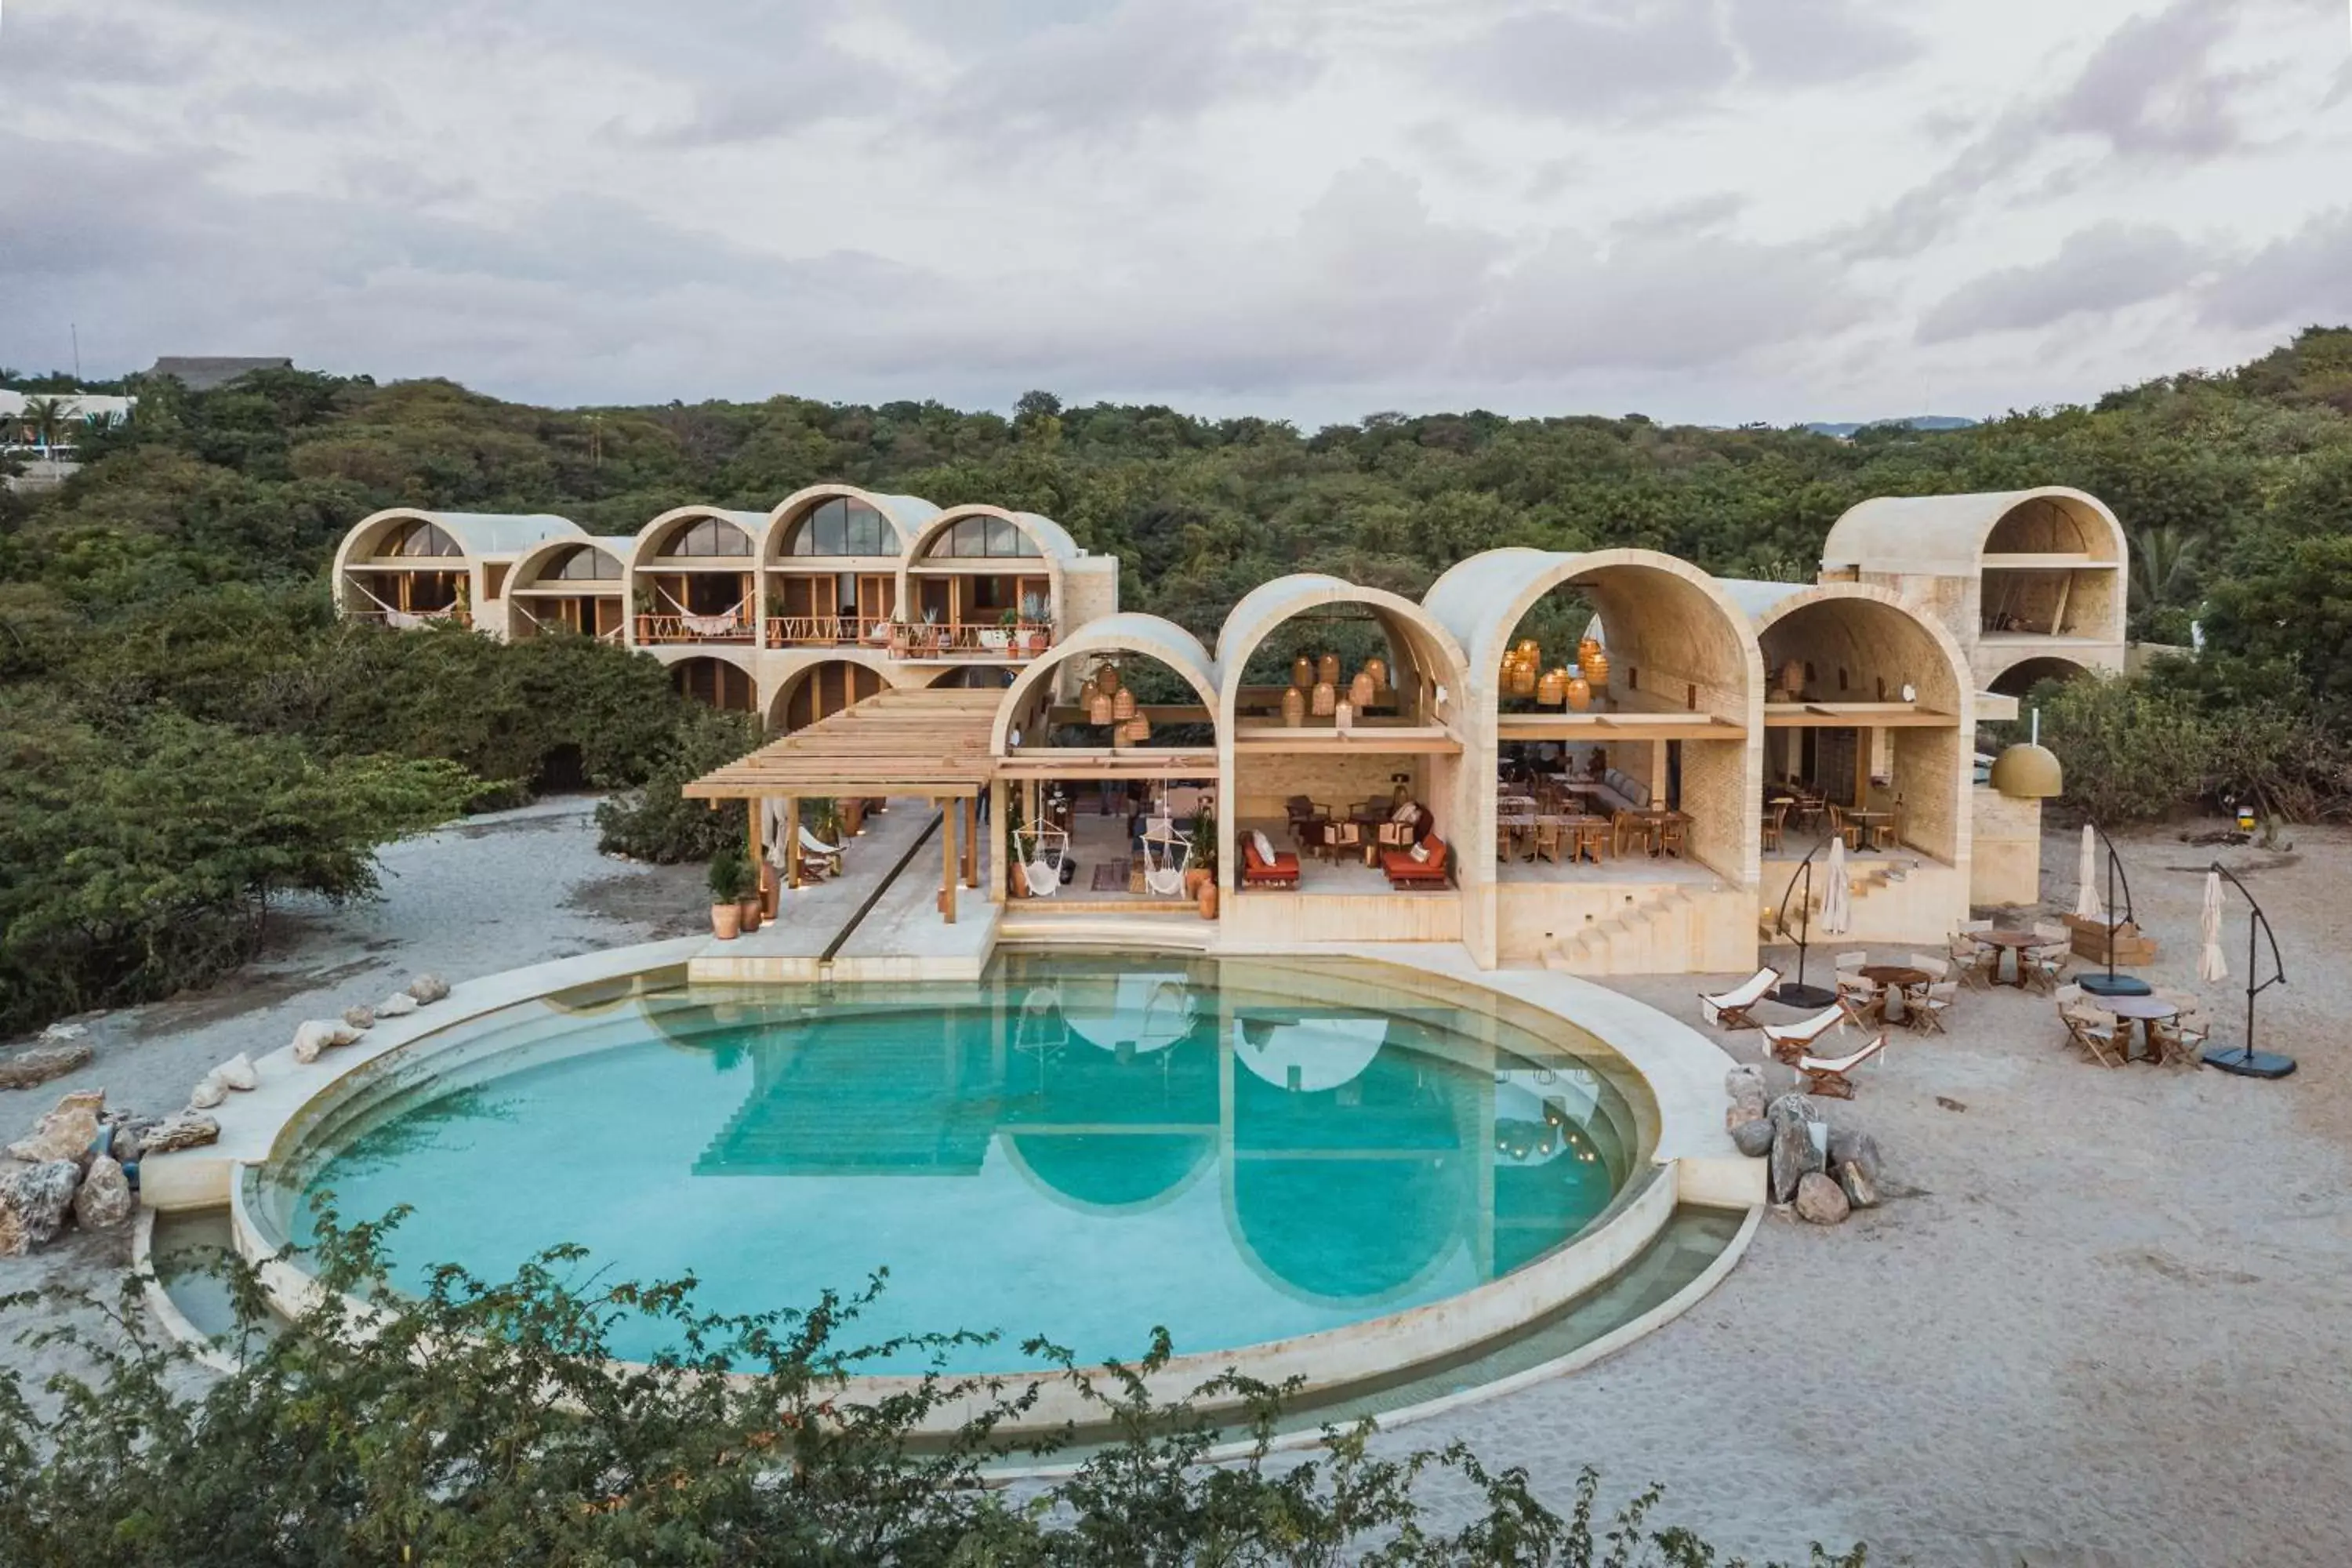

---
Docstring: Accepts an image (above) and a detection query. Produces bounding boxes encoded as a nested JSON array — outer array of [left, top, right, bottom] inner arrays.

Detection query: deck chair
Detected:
[[1907, 953, 1951, 982], [1797, 1032, 1889, 1099], [2063, 1004, 2123, 1068], [1762, 1004, 1849, 1065], [1951, 921, 1995, 987], [1697, 967, 1781, 1030], [1835, 971, 1884, 1028], [1020, 822, 1070, 898], [798, 824, 845, 879], [1910, 980, 1958, 1035]]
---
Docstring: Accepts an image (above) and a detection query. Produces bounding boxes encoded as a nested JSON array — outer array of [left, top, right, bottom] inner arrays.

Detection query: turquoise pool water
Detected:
[[271, 955, 1648, 1373]]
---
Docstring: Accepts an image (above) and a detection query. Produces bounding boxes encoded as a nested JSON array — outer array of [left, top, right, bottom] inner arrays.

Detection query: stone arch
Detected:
[[767, 656, 890, 732], [764, 484, 935, 560], [670, 652, 760, 713], [1821, 486, 2127, 574], [1214, 576, 1470, 731], [637, 505, 763, 561], [899, 504, 1073, 634], [991, 613, 1221, 756], [1986, 653, 2093, 696]]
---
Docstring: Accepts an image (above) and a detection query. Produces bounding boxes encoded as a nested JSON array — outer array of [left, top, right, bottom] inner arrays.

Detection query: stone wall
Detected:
[[1970, 786, 2042, 906]]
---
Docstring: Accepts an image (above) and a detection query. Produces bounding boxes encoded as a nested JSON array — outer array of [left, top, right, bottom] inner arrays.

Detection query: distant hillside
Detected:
[[1802, 416, 1978, 438]]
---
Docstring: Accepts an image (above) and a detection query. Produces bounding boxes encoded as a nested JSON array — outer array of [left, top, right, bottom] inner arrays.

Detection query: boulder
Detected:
[[140, 1114, 220, 1155], [1, 1160, 82, 1252], [215, 1054, 260, 1092], [1840, 1160, 1880, 1210], [1723, 1064, 1769, 1130], [342, 1004, 376, 1032], [292, 1019, 361, 1065], [406, 973, 451, 1005], [188, 1074, 227, 1110], [73, 1156, 132, 1229], [110, 1124, 143, 1163], [0, 1043, 94, 1091], [376, 993, 419, 1018], [1794, 1171, 1852, 1225], [1766, 1095, 1824, 1205], [1731, 1118, 1777, 1158], [8, 1089, 106, 1164], [1826, 1129, 1882, 1187], [38, 1021, 91, 1044]]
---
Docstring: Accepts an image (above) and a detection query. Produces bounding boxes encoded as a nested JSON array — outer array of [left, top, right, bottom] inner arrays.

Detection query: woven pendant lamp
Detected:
[[1112, 686, 1137, 723], [1291, 655, 1313, 689], [1311, 677, 1337, 717], [1088, 686, 1115, 725], [1348, 668, 1376, 708], [1282, 686, 1306, 727], [1364, 655, 1387, 689]]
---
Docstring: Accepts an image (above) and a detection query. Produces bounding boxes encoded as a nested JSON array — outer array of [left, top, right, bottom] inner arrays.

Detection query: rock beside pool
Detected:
[[1840, 1160, 1879, 1210], [293, 1019, 361, 1064], [406, 973, 451, 1005], [377, 993, 419, 1018], [1731, 1117, 1777, 1157], [142, 1113, 220, 1155], [74, 1156, 132, 1230], [216, 1053, 260, 1092], [1828, 1127, 1882, 1186], [343, 1004, 376, 1032], [1724, 1065, 1768, 1129], [1794, 1171, 1851, 1225], [8, 1088, 105, 1164], [0, 1043, 93, 1092], [1766, 1095, 1824, 1204], [188, 1075, 227, 1110], [1, 1160, 82, 1254]]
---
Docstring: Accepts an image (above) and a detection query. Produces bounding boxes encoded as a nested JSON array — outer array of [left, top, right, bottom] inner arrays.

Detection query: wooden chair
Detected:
[[1798, 1032, 1891, 1099], [1907, 953, 1951, 982], [1762, 1004, 1849, 1065], [1319, 820, 1362, 864], [1532, 818, 1566, 865], [1950, 921, 1994, 987], [1911, 980, 1958, 1035], [1789, 792, 1824, 835], [2063, 1005, 2123, 1068], [1611, 810, 1648, 857], [1698, 967, 1782, 1030], [1835, 972, 1884, 1029], [1657, 815, 1687, 859], [1575, 818, 1613, 864], [1825, 802, 1860, 851], [2152, 991, 2211, 1065], [1870, 805, 1901, 852], [2023, 942, 2069, 994], [1761, 800, 1788, 852]]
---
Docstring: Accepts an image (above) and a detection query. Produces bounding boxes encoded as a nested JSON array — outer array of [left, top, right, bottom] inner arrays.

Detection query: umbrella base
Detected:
[[2078, 974, 2152, 998], [1769, 982, 1840, 1010], [2203, 1047, 2296, 1080]]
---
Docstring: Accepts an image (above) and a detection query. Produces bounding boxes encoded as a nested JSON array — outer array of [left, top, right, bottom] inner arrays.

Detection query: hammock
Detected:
[[1140, 818, 1192, 898], [654, 582, 747, 637], [1014, 985, 1069, 1066], [347, 577, 459, 627], [1019, 822, 1070, 898]]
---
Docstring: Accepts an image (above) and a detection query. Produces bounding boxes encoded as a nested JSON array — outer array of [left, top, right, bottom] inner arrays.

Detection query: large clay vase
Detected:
[[1348, 669, 1377, 709], [1292, 655, 1314, 690], [1317, 652, 1341, 686], [711, 902, 742, 940], [739, 898, 762, 934], [1566, 673, 1592, 712], [1184, 865, 1208, 899], [1517, 638, 1541, 664], [1198, 880, 1219, 920], [1311, 678, 1338, 717], [1508, 659, 1537, 700], [1282, 685, 1306, 727], [1364, 656, 1388, 689], [1537, 667, 1567, 707]]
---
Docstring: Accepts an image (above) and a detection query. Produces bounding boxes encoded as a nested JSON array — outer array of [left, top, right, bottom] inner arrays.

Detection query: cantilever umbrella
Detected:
[[2198, 869, 2229, 984], [2074, 824, 2105, 922], [1820, 837, 1853, 936]]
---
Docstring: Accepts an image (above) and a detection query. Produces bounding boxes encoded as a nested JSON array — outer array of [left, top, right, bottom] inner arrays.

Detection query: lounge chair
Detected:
[[1241, 830, 1301, 889], [1762, 1004, 1849, 1065], [1950, 921, 1994, 987], [1797, 1032, 1890, 1099], [1382, 835, 1450, 888], [798, 824, 846, 878], [1698, 967, 1781, 1030]]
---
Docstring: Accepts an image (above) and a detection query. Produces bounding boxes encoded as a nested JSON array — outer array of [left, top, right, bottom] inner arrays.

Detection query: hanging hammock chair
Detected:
[[1019, 822, 1071, 898], [1140, 817, 1192, 898], [1014, 983, 1069, 1063]]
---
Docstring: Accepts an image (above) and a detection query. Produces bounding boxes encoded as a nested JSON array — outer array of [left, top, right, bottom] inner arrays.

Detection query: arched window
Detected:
[[542, 545, 621, 582], [782, 497, 894, 557], [656, 517, 752, 558], [926, 515, 1042, 560], [379, 519, 462, 557]]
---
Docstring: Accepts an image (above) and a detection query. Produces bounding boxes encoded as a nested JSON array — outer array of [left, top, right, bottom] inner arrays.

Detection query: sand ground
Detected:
[[4, 807, 2347, 1566]]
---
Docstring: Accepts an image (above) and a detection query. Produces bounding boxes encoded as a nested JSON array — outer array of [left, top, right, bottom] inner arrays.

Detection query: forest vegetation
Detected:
[[4, 328, 2350, 1032]]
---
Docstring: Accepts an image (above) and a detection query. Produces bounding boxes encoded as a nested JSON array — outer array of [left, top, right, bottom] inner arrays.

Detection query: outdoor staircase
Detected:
[[1541, 885, 1711, 976], [1759, 855, 1915, 941]]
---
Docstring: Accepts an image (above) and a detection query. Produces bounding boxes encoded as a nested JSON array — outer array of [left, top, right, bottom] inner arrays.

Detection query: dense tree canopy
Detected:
[[4, 331, 2350, 1029]]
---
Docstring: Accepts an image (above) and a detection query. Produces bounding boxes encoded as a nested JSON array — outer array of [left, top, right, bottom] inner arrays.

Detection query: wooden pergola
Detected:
[[682, 687, 1001, 921]]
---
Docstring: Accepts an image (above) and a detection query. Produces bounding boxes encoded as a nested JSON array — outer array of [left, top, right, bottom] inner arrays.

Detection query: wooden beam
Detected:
[[1232, 725, 1461, 755], [940, 799, 958, 924]]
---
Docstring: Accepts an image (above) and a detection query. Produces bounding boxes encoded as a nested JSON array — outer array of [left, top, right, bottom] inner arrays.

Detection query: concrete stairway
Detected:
[[1758, 855, 1915, 941], [1541, 886, 1706, 976]]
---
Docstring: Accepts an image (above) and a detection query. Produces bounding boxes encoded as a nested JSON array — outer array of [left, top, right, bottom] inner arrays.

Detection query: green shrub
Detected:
[[594, 704, 759, 863]]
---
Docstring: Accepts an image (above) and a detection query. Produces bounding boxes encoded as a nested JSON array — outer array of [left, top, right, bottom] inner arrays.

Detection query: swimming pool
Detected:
[[252, 953, 1654, 1376]]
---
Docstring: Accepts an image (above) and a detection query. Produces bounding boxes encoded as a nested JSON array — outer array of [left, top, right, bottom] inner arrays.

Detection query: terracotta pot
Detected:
[[1317, 652, 1340, 686], [1311, 678, 1337, 717], [1197, 881, 1219, 920], [1348, 670, 1377, 708], [1291, 655, 1314, 690], [637, 614, 655, 641], [1517, 638, 1541, 662], [1282, 686, 1306, 727], [739, 898, 762, 933], [1027, 630, 1049, 656], [1184, 866, 1208, 898], [711, 903, 742, 940], [1566, 673, 1592, 711]]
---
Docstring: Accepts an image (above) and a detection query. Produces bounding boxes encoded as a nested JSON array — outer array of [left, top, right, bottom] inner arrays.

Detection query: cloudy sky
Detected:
[[2, 0, 2347, 424]]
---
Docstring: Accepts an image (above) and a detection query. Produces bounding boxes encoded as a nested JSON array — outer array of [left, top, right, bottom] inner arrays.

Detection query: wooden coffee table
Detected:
[[1970, 928, 2045, 987], [2103, 993, 2180, 1063]]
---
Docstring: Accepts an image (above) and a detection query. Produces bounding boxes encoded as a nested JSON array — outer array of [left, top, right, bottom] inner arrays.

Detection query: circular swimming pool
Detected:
[[254, 954, 1654, 1376]]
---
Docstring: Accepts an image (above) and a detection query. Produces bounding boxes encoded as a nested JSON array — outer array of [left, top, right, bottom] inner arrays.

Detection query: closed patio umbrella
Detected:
[[1820, 837, 1853, 936], [2199, 869, 2229, 984], [2074, 824, 2105, 921]]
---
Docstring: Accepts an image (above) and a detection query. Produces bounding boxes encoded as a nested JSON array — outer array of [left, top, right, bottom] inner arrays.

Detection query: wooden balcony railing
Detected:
[[635, 613, 753, 644], [350, 607, 472, 630], [764, 614, 890, 648], [887, 621, 1054, 659]]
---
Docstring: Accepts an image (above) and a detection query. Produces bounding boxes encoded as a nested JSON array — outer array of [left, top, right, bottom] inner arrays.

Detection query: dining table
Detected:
[[1858, 963, 1933, 1023], [2102, 993, 2181, 1064], [1969, 928, 2047, 987], [1845, 808, 1893, 851], [1497, 811, 1610, 864]]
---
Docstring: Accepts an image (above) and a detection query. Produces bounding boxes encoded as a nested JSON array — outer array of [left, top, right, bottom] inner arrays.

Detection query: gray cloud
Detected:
[[2200, 207, 2352, 331], [1917, 223, 2210, 343], [1726, 0, 1921, 86]]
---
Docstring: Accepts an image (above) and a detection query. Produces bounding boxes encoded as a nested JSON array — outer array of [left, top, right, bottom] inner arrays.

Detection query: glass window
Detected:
[[784, 497, 891, 556], [659, 517, 751, 557], [925, 514, 1040, 560], [383, 519, 461, 557], [546, 545, 620, 581]]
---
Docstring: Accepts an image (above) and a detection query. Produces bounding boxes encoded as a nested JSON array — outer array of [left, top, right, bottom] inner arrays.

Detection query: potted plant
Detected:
[[632, 586, 656, 643], [708, 847, 750, 939], [1194, 808, 1219, 920], [1018, 590, 1051, 656], [999, 606, 1022, 658], [918, 604, 943, 655]]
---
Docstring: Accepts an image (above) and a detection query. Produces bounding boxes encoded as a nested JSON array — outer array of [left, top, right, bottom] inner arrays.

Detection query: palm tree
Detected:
[[2129, 524, 2198, 612], [20, 396, 68, 456]]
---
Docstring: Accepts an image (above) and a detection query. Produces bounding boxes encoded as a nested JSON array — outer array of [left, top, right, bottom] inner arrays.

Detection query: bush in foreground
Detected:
[[1, 1207, 1863, 1566]]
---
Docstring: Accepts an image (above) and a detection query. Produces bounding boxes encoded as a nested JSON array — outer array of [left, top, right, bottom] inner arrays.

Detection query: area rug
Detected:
[[1091, 858, 1131, 891]]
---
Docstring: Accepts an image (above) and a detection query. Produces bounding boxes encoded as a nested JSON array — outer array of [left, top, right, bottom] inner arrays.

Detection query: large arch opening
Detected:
[[764, 489, 906, 650], [672, 654, 760, 714], [339, 512, 470, 627], [1755, 588, 1972, 870], [1986, 653, 2092, 698], [635, 510, 759, 645], [898, 506, 1065, 661], [768, 658, 885, 733], [993, 617, 1223, 910], [507, 540, 626, 642], [1216, 580, 1470, 932]]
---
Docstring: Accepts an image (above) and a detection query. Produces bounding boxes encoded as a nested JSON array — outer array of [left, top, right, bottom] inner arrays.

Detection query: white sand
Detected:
[[6, 809, 2348, 1565]]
